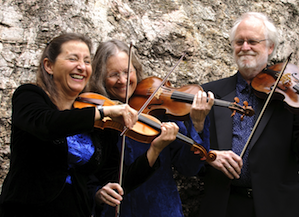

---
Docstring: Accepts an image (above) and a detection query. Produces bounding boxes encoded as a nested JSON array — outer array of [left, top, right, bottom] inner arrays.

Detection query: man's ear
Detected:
[[268, 43, 274, 56], [43, 58, 54, 75]]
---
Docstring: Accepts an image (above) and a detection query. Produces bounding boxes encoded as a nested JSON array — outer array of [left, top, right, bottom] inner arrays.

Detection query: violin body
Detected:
[[130, 76, 254, 120], [251, 63, 299, 113], [74, 92, 160, 144], [129, 76, 202, 120], [73, 92, 216, 162]]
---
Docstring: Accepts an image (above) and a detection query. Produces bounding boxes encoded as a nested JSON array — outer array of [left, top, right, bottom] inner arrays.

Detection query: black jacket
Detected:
[[199, 73, 299, 217], [0, 84, 158, 217]]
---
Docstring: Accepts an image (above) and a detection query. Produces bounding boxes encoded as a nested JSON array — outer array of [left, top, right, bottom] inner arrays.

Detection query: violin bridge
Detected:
[[154, 87, 163, 99]]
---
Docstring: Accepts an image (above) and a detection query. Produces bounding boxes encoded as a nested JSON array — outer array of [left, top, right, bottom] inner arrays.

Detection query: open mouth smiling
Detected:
[[71, 74, 85, 80]]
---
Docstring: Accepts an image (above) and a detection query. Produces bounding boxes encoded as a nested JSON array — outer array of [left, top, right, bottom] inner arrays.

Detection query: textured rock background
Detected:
[[1, 0, 299, 216]]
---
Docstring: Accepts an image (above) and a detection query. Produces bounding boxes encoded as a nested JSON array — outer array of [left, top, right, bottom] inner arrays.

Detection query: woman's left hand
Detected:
[[150, 122, 179, 153], [146, 122, 179, 166], [190, 90, 214, 132]]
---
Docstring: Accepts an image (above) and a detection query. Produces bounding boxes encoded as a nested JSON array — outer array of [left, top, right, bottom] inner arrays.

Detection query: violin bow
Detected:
[[120, 53, 186, 136], [115, 42, 133, 217], [240, 52, 293, 158], [116, 52, 185, 216]]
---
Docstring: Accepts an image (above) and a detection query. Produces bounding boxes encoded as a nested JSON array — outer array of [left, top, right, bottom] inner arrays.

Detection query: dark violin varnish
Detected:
[[251, 63, 299, 114], [73, 92, 216, 162], [130, 76, 254, 121]]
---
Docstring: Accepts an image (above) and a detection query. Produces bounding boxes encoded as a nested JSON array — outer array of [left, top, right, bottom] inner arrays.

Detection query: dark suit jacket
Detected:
[[200, 73, 299, 217]]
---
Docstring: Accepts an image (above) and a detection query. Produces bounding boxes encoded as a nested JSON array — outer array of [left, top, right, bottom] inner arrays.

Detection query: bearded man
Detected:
[[199, 12, 299, 217]]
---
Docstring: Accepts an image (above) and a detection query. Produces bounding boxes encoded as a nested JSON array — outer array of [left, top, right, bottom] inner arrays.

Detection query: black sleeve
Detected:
[[12, 84, 95, 140], [92, 129, 160, 194], [292, 114, 299, 156], [122, 151, 160, 193]]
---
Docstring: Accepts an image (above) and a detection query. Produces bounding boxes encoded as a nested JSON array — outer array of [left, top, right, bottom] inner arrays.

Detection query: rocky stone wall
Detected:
[[1, 0, 299, 216]]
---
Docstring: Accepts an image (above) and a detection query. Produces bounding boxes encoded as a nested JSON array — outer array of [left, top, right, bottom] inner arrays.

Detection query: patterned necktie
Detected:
[[232, 74, 258, 187]]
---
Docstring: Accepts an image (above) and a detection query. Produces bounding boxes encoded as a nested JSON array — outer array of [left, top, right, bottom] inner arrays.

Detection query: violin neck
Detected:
[[138, 115, 161, 130], [138, 114, 198, 147], [171, 91, 233, 108]]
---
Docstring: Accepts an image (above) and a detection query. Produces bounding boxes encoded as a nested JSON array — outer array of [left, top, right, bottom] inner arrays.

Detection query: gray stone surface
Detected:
[[1, 0, 298, 216]]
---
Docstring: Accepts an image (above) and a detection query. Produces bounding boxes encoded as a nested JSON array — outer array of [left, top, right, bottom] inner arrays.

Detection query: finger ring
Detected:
[[128, 112, 131, 115], [228, 166, 231, 169]]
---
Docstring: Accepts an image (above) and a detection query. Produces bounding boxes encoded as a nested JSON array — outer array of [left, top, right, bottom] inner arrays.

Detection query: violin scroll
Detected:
[[190, 143, 217, 162]]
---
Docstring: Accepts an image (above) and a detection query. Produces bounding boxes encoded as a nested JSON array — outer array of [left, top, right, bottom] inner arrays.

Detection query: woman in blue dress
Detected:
[[86, 39, 214, 217]]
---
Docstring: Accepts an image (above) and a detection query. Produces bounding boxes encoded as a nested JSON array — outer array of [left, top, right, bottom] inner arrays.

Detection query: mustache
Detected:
[[237, 51, 256, 56]]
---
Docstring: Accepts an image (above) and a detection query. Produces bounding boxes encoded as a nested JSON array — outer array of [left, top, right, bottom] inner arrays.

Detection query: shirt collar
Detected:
[[236, 71, 251, 94]]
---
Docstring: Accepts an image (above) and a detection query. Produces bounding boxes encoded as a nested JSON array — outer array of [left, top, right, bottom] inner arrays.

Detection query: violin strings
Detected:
[[147, 88, 193, 102], [136, 53, 186, 115]]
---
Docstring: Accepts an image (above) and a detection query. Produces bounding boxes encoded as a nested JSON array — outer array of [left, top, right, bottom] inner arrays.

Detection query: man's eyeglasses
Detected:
[[231, 39, 268, 46]]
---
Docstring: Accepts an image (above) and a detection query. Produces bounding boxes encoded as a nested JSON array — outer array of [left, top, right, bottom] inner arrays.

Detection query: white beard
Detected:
[[234, 50, 269, 80]]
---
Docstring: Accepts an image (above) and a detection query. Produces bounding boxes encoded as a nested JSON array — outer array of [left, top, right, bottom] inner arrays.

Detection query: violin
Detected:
[[129, 76, 255, 121], [251, 63, 299, 114], [73, 92, 216, 162]]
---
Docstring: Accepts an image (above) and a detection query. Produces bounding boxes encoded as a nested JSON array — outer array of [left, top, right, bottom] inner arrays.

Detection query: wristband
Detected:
[[97, 105, 104, 120]]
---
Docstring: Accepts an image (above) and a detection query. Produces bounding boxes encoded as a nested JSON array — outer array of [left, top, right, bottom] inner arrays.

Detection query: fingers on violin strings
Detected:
[[193, 91, 208, 110], [160, 122, 174, 132], [201, 91, 207, 103], [193, 91, 201, 105], [197, 90, 208, 103], [207, 91, 214, 106], [160, 122, 170, 132], [165, 122, 179, 134], [160, 122, 178, 142]]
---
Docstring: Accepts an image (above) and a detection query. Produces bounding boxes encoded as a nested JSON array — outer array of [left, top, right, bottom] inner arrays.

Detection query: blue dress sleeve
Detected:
[[169, 116, 210, 176]]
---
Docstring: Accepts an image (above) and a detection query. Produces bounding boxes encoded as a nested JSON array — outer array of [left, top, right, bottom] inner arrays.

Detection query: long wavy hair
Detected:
[[86, 39, 144, 98], [36, 33, 92, 105]]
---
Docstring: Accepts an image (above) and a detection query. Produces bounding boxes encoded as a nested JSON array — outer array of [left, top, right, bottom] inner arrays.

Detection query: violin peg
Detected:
[[231, 110, 236, 117], [190, 146, 201, 155], [200, 156, 207, 161], [234, 97, 240, 103], [240, 114, 244, 121], [243, 101, 249, 107]]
